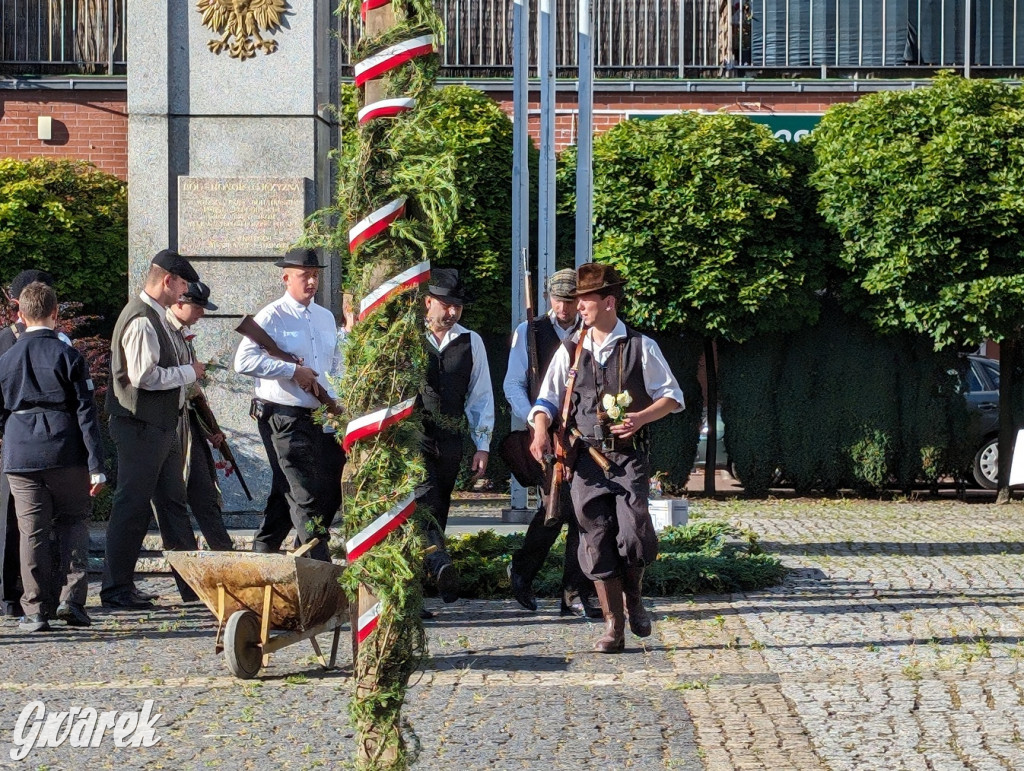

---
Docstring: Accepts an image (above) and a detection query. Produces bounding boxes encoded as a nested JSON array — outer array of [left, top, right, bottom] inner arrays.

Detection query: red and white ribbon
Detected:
[[343, 396, 417, 452], [358, 260, 431, 321], [345, 493, 417, 562], [356, 601, 382, 644], [358, 97, 417, 125], [348, 197, 407, 253], [354, 35, 436, 86], [360, 0, 391, 20]]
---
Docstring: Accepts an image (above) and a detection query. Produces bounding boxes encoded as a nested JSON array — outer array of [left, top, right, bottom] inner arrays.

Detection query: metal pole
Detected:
[[108, 0, 115, 74], [510, 0, 530, 510], [575, 0, 594, 268], [965, 0, 972, 76], [538, 0, 556, 313]]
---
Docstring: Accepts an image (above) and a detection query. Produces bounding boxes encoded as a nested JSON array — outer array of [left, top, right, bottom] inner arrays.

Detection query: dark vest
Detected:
[[568, 326, 653, 441], [421, 332, 473, 442], [106, 295, 181, 429], [0, 322, 24, 356], [527, 316, 563, 404]]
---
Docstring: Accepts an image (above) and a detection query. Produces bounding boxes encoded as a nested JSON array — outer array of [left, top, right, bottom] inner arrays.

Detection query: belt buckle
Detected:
[[600, 436, 615, 453]]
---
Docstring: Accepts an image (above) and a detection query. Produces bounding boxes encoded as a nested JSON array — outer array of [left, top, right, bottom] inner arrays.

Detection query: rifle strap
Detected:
[[557, 328, 589, 434]]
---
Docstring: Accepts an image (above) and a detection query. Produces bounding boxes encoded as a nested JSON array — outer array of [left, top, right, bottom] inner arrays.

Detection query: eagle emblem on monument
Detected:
[[197, 0, 289, 60]]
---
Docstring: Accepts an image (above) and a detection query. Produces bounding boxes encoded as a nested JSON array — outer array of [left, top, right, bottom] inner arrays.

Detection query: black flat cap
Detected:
[[181, 280, 218, 312], [427, 268, 468, 306], [152, 249, 200, 282], [10, 269, 55, 300], [275, 248, 326, 269]]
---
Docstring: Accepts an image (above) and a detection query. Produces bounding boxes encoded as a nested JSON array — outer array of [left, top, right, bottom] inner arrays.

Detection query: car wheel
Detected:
[[972, 437, 999, 490]]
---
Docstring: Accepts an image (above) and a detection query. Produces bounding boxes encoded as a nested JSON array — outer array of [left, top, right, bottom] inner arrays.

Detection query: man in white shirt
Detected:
[[502, 269, 600, 619], [529, 263, 684, 653], [234, 249, 344, 563], [101, 250, 205, 609], [417, 269, 494, 604]]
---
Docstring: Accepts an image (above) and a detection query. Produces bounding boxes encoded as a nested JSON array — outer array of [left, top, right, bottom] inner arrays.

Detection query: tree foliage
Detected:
[[0, 158, 127, 321], [809, 73, 1024, 347]]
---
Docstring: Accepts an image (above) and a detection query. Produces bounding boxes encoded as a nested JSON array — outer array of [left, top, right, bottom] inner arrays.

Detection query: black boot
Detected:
[[592, 578, 625, 653], [623, 565, 652, 638]]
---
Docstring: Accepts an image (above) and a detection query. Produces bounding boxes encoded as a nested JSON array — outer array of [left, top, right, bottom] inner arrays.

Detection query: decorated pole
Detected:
[[337, 0, 450, 767]]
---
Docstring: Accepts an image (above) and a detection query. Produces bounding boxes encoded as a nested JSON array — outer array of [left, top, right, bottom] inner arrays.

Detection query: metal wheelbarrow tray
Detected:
[[165, 544, 348, 679]]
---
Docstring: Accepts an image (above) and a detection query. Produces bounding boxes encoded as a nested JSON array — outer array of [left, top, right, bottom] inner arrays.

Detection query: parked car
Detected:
[[964, 354, 1001, 489]]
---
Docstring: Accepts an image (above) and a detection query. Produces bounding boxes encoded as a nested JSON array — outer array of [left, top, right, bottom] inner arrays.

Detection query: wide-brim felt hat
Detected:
[[181, 280, 218, 312], [574, 262, 625, 296], [152, 249, 200, 283], [9, 269, 55, 300], [275, 248, 326, 269], [427, 267, 470, 306]]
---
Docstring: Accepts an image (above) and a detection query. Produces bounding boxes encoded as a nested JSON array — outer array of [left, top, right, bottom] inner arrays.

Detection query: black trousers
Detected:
[[511, 483, 596, 605], [253, 408, 344, 562], [0, 472, 22, 608], [6, 467, 90, 617], [416, 434, 463, 578], [184, 410, 233, 551], [570, 449, 659, 581], [102, 414, 196, 602]]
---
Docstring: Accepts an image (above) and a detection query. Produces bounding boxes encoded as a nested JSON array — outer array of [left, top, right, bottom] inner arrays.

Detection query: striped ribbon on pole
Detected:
[[358, 97, 417, 125], [348, 196, 407, 253], [358, 260, 430, 321], [343, 397, 417, 453], [356, 601, 383, 644], [345, 493, 417, 562], [354, 35, 436, 86]]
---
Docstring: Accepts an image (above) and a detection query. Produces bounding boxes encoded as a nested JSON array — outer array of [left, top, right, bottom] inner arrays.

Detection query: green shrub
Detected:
[[0, 158, 127, 321]]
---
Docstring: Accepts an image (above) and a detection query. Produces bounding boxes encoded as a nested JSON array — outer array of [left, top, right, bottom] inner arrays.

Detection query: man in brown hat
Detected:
[[503, 268, 600, 618], [529, 263, 684, 653], [165, 281, 234, 552], [102, 249, 205, 609], [233, 248, 345, 562], [417, 268, 494, 606]]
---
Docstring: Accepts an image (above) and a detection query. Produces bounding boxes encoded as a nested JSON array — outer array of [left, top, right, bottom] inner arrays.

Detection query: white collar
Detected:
[[281, 293, 315, 313]]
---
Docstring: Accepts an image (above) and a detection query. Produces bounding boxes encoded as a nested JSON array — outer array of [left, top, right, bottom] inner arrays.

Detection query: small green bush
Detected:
[[0, 158, 127, 321]]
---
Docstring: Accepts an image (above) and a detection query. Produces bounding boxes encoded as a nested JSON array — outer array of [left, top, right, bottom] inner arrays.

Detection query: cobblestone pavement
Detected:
[[2, 498, 1024, 769]]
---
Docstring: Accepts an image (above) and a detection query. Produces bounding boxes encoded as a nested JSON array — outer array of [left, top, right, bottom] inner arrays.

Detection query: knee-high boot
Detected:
[[592, 578, 625, 653], [623, 565, 652, 638]]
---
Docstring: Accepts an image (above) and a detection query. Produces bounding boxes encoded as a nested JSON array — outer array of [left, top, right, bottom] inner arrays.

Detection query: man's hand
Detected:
[[530, 425, 552, 463], [292, 365, 320, 392], [610, 412, 646, 440], [207, 431, 225, 450], [191, 361, 207, 380], [89, 481, 105, 497], [471, 451, 489, 481]]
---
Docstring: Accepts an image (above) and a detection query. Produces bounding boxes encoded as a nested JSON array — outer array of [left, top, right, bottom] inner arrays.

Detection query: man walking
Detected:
[[417, 268, 494, 604], [101, 250, 204, 609], [166, 281, 234, 551], [530, 263, 684, 653], [233, 248, 344, 562], [503, 268, 600, 618]]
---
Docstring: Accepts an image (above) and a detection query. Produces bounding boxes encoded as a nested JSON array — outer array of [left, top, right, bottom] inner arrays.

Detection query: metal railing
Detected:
[[0, 0, 126, 74], [3, 0, 1022, 79]]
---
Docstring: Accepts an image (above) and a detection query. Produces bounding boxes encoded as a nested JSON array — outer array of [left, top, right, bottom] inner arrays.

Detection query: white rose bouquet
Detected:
[[600, 390, 633, 423]]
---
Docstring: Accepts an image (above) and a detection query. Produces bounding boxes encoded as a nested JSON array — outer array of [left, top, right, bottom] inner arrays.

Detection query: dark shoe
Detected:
[[508, 564, 537, 612], [582, 595, 604, 620], [560, 599, 585, 617], [437, 563, 460, 604], [592, 578, 626, 653], [623, 565, 652, 638], [18, 614, 50, 632], [101, 591, 155, 610], [130, 586, 158, 601], [56, 602, 91, 627], [1, 600, 24, 617], [419, 608, 435, 620]]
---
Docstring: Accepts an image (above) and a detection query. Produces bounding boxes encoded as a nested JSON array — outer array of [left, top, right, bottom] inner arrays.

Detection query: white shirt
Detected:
[[233, 293, 342, 409], [528, 319, 685, 425], [122, 292, 196, 409], [503, 310, 578, 424], [427, 323, 494, 452]]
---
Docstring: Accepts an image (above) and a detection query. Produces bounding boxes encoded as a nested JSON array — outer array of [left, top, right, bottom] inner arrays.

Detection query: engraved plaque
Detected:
[[177, 177, 309, 257]]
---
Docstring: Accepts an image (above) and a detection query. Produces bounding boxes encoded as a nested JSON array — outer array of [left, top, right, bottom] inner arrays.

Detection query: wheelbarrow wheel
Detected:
[[224, 610, 262, 679]]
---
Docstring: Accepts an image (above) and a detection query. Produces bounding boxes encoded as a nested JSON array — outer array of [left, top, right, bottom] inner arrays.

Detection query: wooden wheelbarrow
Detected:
[[165, 541, 348, 679]]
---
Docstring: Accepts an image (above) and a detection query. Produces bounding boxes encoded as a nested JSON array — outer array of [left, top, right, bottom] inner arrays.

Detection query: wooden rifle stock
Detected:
[[522, 249, 541, 401], [191, 391, 253, 501], [235, 314, 338, 412]]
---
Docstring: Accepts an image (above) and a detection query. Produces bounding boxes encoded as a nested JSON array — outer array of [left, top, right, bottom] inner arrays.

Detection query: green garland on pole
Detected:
[[328, 1, 453, 767]]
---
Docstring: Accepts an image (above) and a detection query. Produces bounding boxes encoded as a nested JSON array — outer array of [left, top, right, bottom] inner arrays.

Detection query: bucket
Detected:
[[648, 498, 689, 532]]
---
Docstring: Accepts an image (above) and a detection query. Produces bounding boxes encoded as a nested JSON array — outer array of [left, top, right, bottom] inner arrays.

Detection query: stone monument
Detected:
[[127, 2, 341, 511]]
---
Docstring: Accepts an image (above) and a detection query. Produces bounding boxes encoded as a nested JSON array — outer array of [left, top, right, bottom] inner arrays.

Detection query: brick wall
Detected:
[[0, 91, 127, 179], [491, 90, 860, 152]]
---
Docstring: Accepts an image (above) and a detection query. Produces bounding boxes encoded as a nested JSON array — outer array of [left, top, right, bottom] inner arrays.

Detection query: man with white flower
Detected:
[[529, 263, 684, 654]]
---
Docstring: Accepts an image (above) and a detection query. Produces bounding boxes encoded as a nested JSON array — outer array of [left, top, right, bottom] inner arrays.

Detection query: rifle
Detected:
[[523, 249, 541, 402], [190, 390, 253, 501], [544, 332, 588, 526], [235, 314, 339, 413]]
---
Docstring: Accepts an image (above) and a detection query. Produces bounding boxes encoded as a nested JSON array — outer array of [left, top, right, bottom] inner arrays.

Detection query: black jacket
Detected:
[[0, 329, 104, 474]]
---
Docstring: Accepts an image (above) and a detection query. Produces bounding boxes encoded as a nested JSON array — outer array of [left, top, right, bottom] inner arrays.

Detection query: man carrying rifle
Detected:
[[166, 281, 234, 551], [529, 263, 684, 654], [233, 248, 344, 563], [503, 268, 600, 619]]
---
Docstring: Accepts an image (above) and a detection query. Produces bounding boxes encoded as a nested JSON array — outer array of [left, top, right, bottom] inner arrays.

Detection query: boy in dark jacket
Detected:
[[0, 282, 105, 631]]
